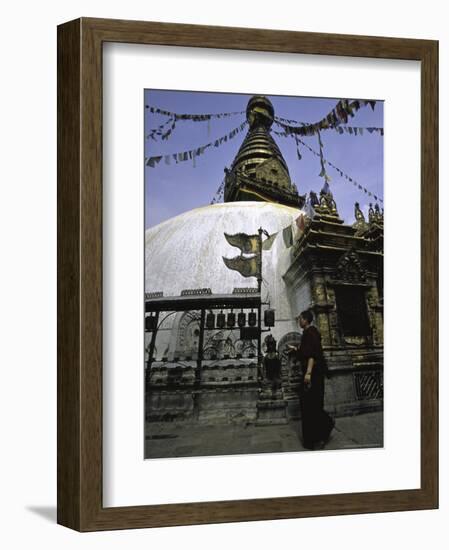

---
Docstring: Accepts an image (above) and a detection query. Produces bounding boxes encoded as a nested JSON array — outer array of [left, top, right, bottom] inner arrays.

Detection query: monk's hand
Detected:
[[304, 373, 312, 388]]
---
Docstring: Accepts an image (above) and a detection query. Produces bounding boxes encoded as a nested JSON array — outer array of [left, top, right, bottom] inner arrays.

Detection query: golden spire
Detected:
[[224, 96, 303, 208]]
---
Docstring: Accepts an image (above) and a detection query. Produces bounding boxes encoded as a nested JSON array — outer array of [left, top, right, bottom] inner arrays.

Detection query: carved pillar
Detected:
[[366, 283, 383, 346], [310, 274, 333, 347], [324, 285, 339, 346]]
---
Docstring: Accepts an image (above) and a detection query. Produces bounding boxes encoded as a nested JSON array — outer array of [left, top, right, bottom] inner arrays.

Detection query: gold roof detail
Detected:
[[224, 96, 303, 208]]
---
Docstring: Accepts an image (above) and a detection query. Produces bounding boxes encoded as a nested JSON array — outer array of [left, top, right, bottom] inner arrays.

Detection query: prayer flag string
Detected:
[[272, 99, 378, 137], [273, 128, 383, 204], [210, 179, 225, 204], [146, 105, 245, 121], [145, 121, 248, 168]]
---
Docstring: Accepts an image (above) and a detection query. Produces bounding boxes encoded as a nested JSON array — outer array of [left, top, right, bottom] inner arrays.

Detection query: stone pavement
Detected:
[[145, 411, 383, 459]]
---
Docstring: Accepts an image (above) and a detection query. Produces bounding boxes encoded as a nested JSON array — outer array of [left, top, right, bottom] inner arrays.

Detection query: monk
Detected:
[[288, 310, 335, 450]]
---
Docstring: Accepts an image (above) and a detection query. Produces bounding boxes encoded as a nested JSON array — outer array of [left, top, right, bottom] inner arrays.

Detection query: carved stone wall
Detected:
[[146, 358, 260, 424]]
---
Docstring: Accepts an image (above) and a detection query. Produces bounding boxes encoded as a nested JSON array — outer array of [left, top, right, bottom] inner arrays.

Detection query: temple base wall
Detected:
[[146, 353, 383, 424]]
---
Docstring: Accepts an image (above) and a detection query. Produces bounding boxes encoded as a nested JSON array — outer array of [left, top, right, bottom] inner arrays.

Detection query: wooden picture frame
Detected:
[[57, 17, 438, 531]]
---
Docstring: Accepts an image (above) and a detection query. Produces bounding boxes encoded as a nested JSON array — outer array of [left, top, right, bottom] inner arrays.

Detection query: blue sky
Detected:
[[144, 90, 383, 228]]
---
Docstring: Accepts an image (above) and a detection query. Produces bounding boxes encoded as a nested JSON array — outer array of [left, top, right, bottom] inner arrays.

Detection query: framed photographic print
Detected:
[[57, 17, 438, 531]]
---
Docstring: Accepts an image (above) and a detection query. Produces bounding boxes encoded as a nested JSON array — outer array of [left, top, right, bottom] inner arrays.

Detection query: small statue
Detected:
[[319, 190, 329, 210], [374, 202, 382, 223], [262, 334, 282, 396], [368, 203, 375, 223], [315, 182, 339, 216], [328, 194, 338, 215], [309, 190, 319, 206], [353, 202, 369, 236], [354, 202, 365, 222]]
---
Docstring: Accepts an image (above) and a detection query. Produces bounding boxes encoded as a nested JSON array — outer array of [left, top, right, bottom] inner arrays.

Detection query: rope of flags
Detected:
[[145, 99, 380, 143], [145, 105, 245, 121], [303, 139, 383, 204], [317, 130, 331, 183], [299, 134, 383, 204], [146, 117, 176, 141], [145, 106, 246, 144], [276, 120, 383, 137], [273, 99, 377, 137], [210, 180, 225, 204], [145, 121, 248, 168], [272, 126, 383, 203], [333, 125, 383, 136]]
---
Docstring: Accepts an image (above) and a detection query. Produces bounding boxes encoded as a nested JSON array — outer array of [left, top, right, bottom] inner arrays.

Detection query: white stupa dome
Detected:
[[146, 201, 300, 294], [145, 201, 304, 342]]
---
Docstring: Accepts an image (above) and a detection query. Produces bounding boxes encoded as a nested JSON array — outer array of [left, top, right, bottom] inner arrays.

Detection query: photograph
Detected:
[[144, 90, 384, 459], [52, 10, 438, 535]]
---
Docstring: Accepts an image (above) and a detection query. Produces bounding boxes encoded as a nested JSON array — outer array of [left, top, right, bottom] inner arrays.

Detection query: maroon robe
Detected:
[[297, 325, 334, 449]]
